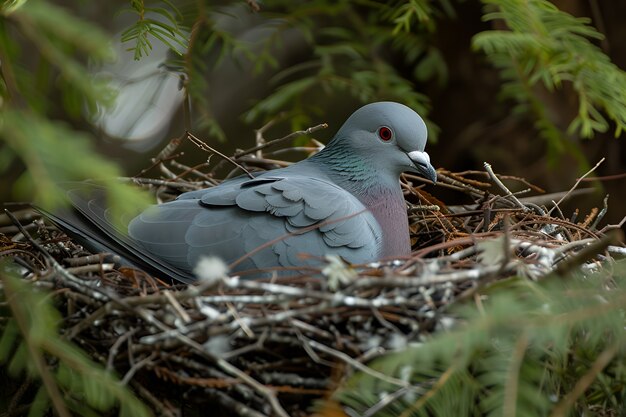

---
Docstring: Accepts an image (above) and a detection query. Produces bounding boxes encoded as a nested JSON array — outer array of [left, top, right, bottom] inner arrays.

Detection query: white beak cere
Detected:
[[407, 150, 437, 183], [408, 150, 431, 167]]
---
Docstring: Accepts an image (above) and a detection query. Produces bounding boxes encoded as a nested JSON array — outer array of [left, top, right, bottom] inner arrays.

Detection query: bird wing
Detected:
[[129, 175, 382, 276]]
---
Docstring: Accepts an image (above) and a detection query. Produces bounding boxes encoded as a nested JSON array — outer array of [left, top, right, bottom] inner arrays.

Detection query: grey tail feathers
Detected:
[[29, 182, 195, 284]]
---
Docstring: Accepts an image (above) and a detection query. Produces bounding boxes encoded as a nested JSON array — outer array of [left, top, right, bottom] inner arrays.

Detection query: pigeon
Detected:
[[59, 102, 436, 282]]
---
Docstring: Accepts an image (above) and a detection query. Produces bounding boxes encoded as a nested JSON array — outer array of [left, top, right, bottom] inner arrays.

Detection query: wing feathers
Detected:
[[129, 174, 381, 275]]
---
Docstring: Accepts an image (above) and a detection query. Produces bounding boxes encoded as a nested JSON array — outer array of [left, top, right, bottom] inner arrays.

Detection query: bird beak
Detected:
[[407, 150, 437, 183]]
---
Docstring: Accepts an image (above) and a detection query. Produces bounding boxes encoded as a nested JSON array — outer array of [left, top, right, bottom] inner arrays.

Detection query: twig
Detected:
[[3, 210, 110, 303], [120, 176, 200, 190], [186, 131, 254, 179], [107, 329, 138, 372], [484, 162, 527, 211], [579, 172, 626, 182], [303, 337, 424, 392], [130, 380, 178, 417], [548, 158, 605, 216], [599, 215, 626, 233], [121, 352, 157, 385], [235, 123, 328, 159], [553, 230, 623, 277]]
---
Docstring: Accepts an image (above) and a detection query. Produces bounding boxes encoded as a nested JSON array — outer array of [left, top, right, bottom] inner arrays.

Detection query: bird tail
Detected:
[[29, 182, 195, 284]]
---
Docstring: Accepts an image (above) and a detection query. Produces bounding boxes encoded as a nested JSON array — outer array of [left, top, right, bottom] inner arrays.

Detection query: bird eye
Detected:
[[377, 126, 393, 142]]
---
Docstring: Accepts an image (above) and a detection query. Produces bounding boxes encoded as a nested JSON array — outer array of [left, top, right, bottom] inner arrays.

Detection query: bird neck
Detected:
[[309, 144, 411, 258], [310, 141, 381, 185]]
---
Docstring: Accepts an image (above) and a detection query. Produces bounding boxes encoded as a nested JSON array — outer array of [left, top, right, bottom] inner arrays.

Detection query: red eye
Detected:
[[378, 126, 393, 141]]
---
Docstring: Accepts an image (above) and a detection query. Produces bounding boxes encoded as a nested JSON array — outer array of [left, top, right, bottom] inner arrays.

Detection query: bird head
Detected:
[[331, 102, 437, 183]]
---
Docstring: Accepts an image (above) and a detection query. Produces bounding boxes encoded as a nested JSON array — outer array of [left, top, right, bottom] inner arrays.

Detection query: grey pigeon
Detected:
[[60, 102, 436, 282]]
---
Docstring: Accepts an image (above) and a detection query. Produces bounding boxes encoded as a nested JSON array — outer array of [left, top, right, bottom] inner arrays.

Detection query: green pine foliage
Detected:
[[336, 260, 626, 416], [148, 0, 626, 154], [473, 0, 626, 164], [0, 267, 151, 417], [148, 1, 448, 139], [239, 0, 448, 137], [121, 0, 187, 60]]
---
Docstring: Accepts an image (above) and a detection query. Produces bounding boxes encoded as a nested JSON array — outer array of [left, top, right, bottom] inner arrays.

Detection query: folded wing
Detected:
[[129, 175, 382, 276]]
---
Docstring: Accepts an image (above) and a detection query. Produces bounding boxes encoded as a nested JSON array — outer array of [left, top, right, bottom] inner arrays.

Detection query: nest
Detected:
[[1, 128, 624, 417]]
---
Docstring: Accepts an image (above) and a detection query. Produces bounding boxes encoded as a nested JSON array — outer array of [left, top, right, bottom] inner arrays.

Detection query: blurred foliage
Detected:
[[0, 266, 152, 417], [1, 2, 154, 414], [473, 0, 626, 165], [336, 258, 626, 417], [0, 0, 150, 218], [116, 0, 626, 155], [2, 110, 142, 209], [236, 1, 450, 133], [149, 0, 452, 140]]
